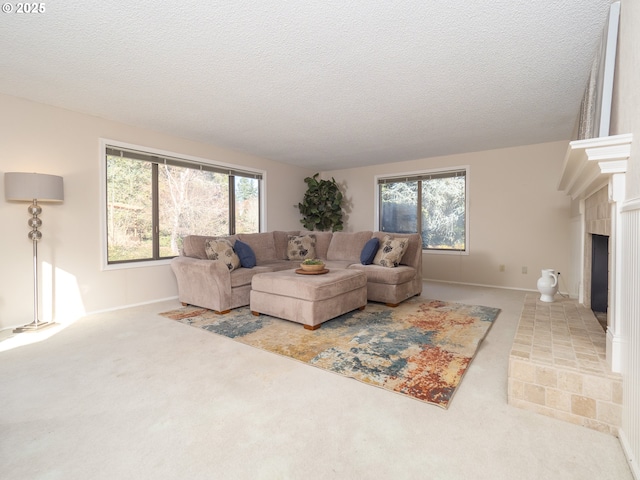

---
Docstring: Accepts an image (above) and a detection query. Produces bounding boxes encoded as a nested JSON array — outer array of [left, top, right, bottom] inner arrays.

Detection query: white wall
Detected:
[[0, 94, 312, 330], [612, 1, 640, 198], [322, 141, 573, 292]]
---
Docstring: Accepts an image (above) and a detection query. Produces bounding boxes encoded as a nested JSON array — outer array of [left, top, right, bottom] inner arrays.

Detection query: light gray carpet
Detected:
[[0, 282, 633, 479]]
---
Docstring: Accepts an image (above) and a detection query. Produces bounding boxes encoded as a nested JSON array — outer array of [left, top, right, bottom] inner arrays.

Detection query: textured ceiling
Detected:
[[0, 1, 613, 170]]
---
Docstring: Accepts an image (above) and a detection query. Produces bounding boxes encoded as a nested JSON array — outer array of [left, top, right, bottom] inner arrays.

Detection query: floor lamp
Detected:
[[4, 172, 64, 332]]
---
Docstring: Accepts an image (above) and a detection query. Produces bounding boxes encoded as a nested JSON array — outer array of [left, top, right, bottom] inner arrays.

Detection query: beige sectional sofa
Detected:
[[170, 230, 423, 314]]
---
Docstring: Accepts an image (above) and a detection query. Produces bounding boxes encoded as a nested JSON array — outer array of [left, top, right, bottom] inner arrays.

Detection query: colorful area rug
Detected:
[[159, 298, 500, 408]]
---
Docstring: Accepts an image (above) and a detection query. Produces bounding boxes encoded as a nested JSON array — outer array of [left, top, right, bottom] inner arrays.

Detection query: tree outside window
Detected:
[[106, 146, 261, 264], [379, 169, 467, 251], [106, 156, 153, 261]]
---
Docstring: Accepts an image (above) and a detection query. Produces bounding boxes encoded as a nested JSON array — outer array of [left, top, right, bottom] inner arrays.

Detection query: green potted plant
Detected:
[[296, 173, 344, 231], [300, 258, 325, 272]]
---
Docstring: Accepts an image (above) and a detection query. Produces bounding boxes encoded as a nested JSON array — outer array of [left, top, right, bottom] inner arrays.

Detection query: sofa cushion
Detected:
[[360, 237, 379, 265], [348, 264, 416, 284], [322, 260, 354, 270], [182, 234, 237, 260], [237, 232, 278, 263], [204, 238, 241, 271], [230, 265, 277, 288], [273, 230, 301, 259], [287, 234, 316, 261], [373, 234, 409, 268], [299, 231, 333, 259], [326, 231, 373, 261], [234, 239, 256, 268]]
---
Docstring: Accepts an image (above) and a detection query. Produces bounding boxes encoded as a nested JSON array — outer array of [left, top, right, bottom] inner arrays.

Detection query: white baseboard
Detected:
[[422, 278, 576, 298], [618, 429, 639, 480], [85, 296, 180, 316]]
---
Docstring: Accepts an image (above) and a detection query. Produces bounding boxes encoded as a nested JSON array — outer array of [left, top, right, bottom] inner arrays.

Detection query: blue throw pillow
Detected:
[[234, 239, 256, 268], [360, 237, 379, 265]]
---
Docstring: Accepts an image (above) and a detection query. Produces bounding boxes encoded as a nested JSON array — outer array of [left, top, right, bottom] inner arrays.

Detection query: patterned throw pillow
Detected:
[[204, 238, 241, 271], [287, 234, 316, 261], [373, 234, 409, 268]]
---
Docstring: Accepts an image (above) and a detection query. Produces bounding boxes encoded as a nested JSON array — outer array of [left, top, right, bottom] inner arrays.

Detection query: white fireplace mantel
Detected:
[[558, 133, 632, 200], [558, 133, 632, 373]]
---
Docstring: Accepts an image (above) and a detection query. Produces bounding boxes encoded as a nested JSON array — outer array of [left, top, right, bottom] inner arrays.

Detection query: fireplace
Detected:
[[558, 134, 638, 471], [590, 234, 609, 331], [583, 186, 611, 318], [558, 133, 632, 373]]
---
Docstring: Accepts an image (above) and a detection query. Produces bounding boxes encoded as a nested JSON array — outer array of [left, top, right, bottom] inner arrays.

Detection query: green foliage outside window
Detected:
[[380, 171, 466, 251], [421, 176, 466, 250], [106, 152, 260, 263], [106, 157, 153, 261]]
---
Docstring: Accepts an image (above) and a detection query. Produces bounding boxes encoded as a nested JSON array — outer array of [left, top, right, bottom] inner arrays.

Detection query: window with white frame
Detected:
[[104, 143, 262, 264], [378, 167, 468, 252]]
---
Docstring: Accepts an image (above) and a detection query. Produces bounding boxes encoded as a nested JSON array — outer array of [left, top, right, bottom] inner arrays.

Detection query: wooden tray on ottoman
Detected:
[[295, 268, 330, 275]]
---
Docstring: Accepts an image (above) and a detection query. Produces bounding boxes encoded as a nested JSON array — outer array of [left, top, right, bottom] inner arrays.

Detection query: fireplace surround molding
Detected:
[[558, 133, 631, 201], [559, 133, 632, 373]]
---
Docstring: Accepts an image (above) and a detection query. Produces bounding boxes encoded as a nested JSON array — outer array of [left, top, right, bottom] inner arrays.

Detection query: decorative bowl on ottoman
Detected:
[[300, 259, 325, 272]]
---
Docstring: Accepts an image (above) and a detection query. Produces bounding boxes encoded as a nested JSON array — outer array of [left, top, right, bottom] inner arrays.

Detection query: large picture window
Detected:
[[104, 143, 262, 265], [378, 168, 468, 252]]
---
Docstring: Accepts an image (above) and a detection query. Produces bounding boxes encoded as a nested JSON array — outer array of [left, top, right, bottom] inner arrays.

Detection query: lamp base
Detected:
[[13, 321, 57, 333]]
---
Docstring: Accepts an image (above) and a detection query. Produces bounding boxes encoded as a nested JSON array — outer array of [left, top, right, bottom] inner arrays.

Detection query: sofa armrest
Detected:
[[170, 256, 233, 312]]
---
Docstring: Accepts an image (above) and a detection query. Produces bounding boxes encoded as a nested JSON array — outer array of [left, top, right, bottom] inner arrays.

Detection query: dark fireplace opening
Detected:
[[591, 234, 609, 331]]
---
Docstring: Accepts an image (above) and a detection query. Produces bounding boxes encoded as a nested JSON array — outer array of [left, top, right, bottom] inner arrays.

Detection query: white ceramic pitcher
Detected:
[[537, 269, 558, 302]]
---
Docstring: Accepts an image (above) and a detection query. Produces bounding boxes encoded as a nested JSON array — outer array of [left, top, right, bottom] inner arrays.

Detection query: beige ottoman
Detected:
[[250, 269, 367, 329]]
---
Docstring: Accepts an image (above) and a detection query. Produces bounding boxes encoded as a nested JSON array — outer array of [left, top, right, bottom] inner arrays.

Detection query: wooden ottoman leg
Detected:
[[304, 324, 321, 330], [251, 311, 260, 316]]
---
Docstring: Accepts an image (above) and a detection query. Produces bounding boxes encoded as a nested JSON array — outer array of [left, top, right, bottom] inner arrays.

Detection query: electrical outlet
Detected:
[[522, 266, 528, 274], [499, 264, 505, 272]]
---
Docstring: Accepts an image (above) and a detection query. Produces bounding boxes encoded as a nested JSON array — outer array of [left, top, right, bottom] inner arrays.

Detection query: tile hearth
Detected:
[[508, 294, 622, 435]]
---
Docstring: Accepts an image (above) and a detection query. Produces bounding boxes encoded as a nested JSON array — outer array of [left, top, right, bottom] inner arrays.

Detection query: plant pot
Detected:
[[300, 263, 325, 272]]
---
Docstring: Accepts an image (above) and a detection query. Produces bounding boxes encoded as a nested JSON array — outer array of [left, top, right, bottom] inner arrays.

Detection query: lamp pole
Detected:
[[28, 199, 43, 328]]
